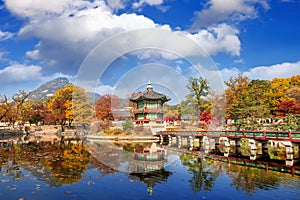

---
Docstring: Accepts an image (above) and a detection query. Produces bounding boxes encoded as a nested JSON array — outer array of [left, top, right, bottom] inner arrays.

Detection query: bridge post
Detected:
[[285, 142, 294, 166], [224, 138, 230, 157], [177, 136, 182, 148], [218, 137, 230, 157], [249, 139, 257, 160], [188, 136, 194, 150], [201, 136, 210, 153], [168, 135, 172, 146], [159, 135, 163, 145]]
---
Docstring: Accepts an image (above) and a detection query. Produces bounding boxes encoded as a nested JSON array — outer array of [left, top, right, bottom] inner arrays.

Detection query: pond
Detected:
[[0, 139, 299, 200]]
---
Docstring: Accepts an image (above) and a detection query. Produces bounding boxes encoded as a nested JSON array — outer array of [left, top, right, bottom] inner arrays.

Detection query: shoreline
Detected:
[[0, 129, 24, 136], [86, 135, 159, 142]]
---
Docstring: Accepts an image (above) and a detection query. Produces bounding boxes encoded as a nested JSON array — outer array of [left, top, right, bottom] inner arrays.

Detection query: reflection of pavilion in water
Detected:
[[129, 143, 167, 173], [129, 169, 172, 196], [129, 143, 172, 196], [86, 141, 172, 195]]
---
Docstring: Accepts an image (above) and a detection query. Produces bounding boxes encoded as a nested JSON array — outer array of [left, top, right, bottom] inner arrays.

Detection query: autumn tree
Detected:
[[12, 90, 29, 122], [47, 84, 93, 131], [180, 93, 198, 117], [0, 90, 30, 128], [186, 77, 210, 118], [22, 100, 50, 125], [229, 80, 272, 130], [269, 77, 293, 115], [94, 94, 120, 130], [224, 73, 250, 123], [186, 92, 224, 129], [0, 95, 10, 122], [277, 100, 300, 117], [286, 86, 300, 102], [42, 99, 57, 125], [72, 86, 93, 125]]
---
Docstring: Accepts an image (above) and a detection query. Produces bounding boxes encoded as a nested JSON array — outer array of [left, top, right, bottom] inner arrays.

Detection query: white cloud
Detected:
[[0, 30, 14, 41], [183, 61, 300, 92], [0, 64, 42, 83], [3, 0, 245, 75], [25, 49, 40, 60], [0, 51, 9, 62], [4, 0, 106, 18], [233, 58, 245, 64], [244, 61, 300, 80], [132, 49, 180, 60], [127, 24, 241, 59], [187, 23, 240, 56], [4, 0, 67, 17], [132, 0, 164, 9], [13, 2, 163, 73], [95, 84, 116, 95], [216, 61, 300, 88], [40, 72, 76, 84], [0, 62, 79, 97], [190, 0, 270, 30]]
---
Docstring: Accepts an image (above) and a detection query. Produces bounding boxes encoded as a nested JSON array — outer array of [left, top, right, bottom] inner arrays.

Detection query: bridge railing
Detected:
[[156, 130, 300, 141]]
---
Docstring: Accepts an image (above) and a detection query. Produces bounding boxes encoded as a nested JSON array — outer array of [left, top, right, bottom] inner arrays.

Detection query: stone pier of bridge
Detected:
[[159, 134, 300, 166]]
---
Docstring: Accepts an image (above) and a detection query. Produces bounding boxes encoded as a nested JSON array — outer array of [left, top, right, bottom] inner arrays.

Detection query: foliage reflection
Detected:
[[0, 141, 90, 185], [179, 152, 300, 196]]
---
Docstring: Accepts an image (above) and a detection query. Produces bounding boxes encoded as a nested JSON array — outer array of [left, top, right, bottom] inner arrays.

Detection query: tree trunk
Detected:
[[61, 120, 65, 132]]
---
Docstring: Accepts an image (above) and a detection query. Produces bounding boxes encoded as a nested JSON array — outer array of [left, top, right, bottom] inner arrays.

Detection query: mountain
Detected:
[[28, 77, 101, 102], [28, 77, 70, 100]]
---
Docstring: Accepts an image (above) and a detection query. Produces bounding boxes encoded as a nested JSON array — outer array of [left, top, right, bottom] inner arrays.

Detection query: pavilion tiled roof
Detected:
[[130, 90, 170, 102], [130, 81, 170, 103]]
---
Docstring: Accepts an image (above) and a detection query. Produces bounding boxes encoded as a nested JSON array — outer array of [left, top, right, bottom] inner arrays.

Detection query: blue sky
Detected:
[[0, 0, 300, 100]]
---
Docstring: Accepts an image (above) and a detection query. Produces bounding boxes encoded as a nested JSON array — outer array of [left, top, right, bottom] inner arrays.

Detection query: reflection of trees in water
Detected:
[[224, 163, 299, 196], [0, 142, 90, 185], [47, 144, 90, 184], [180, 154, 300, 197], [180, 154, 221, 193]]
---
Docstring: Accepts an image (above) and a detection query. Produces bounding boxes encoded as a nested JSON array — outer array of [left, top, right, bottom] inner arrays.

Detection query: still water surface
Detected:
[[0, 140, 299, 200]]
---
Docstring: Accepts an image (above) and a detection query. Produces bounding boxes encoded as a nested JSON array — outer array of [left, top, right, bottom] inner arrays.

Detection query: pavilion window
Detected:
[[138, 103, 144, 109], [137, 114, 144, 120], [147, 103, 157, 109], [146, 113, 157, 120]]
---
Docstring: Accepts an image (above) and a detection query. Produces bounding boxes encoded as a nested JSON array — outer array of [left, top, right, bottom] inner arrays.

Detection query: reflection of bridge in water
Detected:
[[166, 146, 300, 176], [155, 130, 300, 171]]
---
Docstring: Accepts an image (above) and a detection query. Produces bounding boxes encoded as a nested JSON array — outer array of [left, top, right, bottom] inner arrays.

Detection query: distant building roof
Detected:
[[130, 81, 170, 103], [112, 109, 131, 119]]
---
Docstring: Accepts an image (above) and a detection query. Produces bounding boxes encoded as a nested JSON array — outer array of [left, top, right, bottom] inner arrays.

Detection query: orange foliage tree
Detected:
[[94, 94, 120, 129]]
